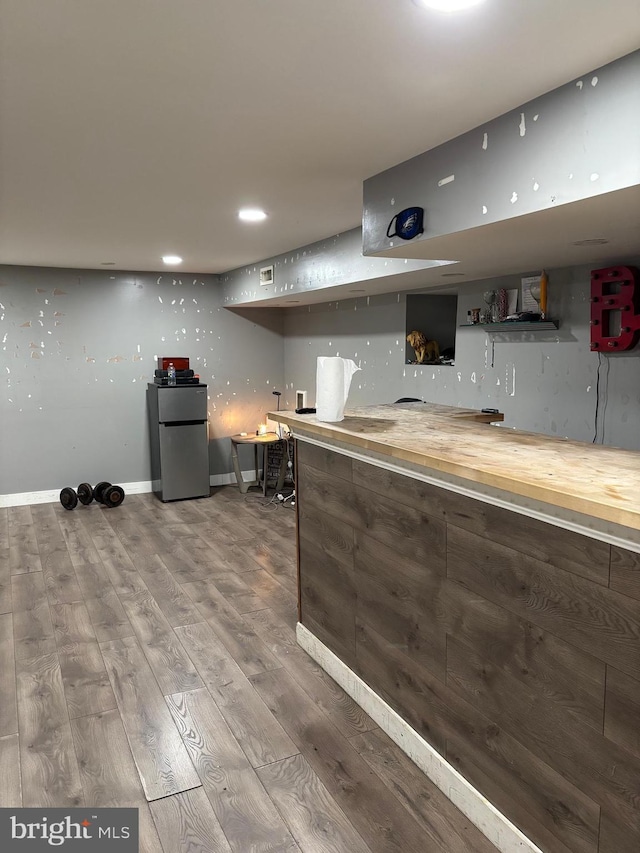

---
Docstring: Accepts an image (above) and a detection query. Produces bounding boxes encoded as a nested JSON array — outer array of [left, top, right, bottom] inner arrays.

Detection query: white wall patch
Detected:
[[519, 113, 526, 137]]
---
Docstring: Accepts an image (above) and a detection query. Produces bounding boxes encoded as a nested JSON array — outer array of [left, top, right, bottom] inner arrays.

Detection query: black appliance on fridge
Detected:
[[147, 383, 210, 501]]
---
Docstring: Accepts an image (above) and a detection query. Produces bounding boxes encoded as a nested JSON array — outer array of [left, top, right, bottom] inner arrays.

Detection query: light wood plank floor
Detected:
[[0, 487, 497, 853]]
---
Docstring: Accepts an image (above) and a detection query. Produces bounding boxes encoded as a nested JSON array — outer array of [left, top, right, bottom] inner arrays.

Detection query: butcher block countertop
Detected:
[[267, 402, 640, 532]]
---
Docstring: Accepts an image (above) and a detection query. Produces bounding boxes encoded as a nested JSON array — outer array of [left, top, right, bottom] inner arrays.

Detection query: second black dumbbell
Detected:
[[94, 481, 126, 508]]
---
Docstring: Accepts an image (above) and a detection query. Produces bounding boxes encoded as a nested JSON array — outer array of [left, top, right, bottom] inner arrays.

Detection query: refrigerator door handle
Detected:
[[162, 419, 207, 427]]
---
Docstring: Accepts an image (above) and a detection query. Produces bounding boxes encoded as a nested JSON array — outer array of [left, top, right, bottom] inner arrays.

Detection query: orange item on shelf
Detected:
[[539, 270, 548, 316]]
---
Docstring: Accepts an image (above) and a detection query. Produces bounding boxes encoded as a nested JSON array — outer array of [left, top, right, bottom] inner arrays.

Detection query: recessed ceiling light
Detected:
[[238, 208, 268, 222], [571, 238, 609, 246], [162, 255, 183, 265], [413, 0, 486, 11]]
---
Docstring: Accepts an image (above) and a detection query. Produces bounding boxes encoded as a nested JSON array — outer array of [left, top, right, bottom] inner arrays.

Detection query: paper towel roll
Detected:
[[316, 356, 360, 422]]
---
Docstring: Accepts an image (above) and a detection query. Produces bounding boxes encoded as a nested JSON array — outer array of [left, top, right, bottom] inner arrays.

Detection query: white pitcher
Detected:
[[315, 356, 360, 422]]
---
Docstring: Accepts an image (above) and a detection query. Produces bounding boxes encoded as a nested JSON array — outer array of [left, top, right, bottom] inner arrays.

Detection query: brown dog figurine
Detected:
[[406, 330, 440, 364]]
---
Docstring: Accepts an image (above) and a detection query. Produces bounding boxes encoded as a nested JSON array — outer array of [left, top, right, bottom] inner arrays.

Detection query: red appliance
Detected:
[[157, 357, 190, 371]]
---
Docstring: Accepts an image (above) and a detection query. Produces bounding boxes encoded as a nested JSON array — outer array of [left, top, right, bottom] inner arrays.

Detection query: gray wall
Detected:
[[283, 260, 640, 450], [220, 227, 445, 306], [363, 50, 640, 255], [3, 257, 639, 499], [0, 266, 284, 496]]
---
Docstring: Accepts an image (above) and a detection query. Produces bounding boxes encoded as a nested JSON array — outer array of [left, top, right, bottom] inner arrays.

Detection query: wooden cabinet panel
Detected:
[[297, 462, 361, 528], [297, 440, 353, 481], [610, 546, 640, 601], [604, 666, 640, 759], [300, 464, 446, 564], [298, 443, 640, 853], [355, 619, 447, 754], [299, 535, 356, 668], [599, 811, 640, 853], [447, 525, 640, 679], [444, 580, 605, 732], [356, 620, 599, 853], [355, 530, 446, 681], [352, 458, 610, 584], [446, 736, 598, 853], [298, 500, 354, 566], [445, 634, 640, 835]]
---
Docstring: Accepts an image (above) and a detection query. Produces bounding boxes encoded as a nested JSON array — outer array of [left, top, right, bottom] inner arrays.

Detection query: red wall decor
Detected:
[[590, 266, 640, 352]]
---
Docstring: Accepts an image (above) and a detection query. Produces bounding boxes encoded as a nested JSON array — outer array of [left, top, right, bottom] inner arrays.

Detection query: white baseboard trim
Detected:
[[297, 623, 543, 853], [0, 480, 154, 508], [210, 468, 258, 487], [0, 470, 259, 507]]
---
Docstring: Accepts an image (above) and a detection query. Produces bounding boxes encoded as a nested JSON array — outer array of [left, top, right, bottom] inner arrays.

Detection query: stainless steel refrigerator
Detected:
[[147, 383, 210, 501]]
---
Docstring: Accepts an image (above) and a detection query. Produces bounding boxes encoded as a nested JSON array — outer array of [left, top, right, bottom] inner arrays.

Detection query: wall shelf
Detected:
[[459, 320, 558, 332]]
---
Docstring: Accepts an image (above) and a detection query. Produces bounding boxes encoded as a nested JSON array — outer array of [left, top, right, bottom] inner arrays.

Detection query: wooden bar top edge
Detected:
[[267, 403, 640, 532]]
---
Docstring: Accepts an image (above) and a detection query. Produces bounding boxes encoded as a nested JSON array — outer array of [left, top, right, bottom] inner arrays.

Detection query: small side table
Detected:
[[230, 433, 288, 495]]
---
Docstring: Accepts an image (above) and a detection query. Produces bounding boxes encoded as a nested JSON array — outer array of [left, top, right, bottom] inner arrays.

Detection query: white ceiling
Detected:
[[1, 0, 639, 275]]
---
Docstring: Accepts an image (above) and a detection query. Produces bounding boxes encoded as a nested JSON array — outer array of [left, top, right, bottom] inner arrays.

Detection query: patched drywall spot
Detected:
[[52, 288, 67, 296], [576, 80, 584, 90], [590, 173, 600, 182], [482, 205, 488, 215], [20, 321, 31, 327], [519, 113, 526, 137], [533, 181, 540, 192], [107, 355, 127, 363], [482, 132, 488, 150], [591, 76, 598, 87], [438, 174, 455, 187], [86, 356, 96, 363], [510, 192, 518, 204], [533, 114, 539, 122], [36, 288, 47, 294]]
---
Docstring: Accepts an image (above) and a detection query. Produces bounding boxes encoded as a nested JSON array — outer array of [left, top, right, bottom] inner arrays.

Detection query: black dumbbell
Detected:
[[59, 487, 79, 510], [59, 482, 95, 510], [94, 481, 111, 504], [77, 482, 94, 505], [95, 482, 126, 508]]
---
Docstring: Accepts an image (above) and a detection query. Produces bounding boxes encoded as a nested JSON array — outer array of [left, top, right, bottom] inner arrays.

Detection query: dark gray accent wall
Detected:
[[283, 260, 640, 451], [363, 50, 640, 256], [0, 266, 284, 496]]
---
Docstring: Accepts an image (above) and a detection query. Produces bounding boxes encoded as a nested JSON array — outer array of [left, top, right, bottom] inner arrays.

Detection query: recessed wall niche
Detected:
[[405, 294, 458, 366]]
